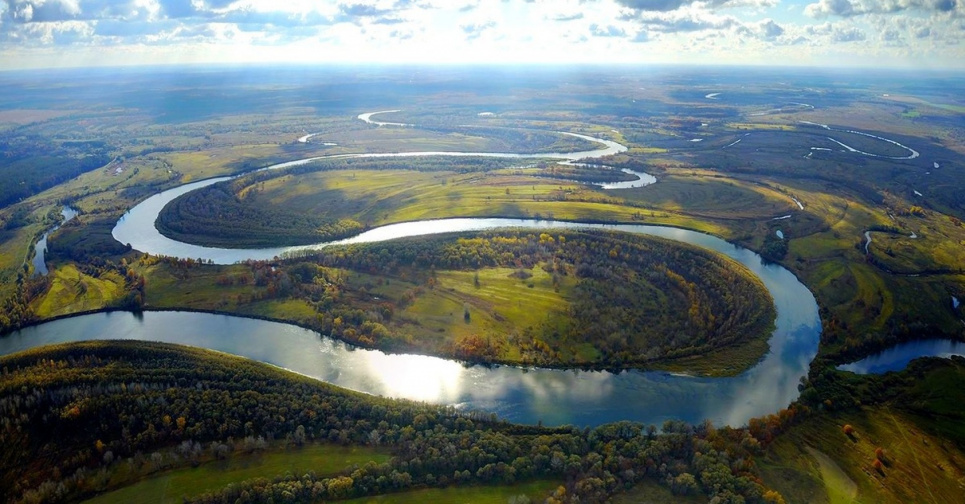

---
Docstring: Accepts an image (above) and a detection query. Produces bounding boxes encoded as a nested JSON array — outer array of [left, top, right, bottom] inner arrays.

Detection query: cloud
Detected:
[[0, 0, 962, 69], [460, 19, 494, 39], [804, 0, 856, 16], [757, 18, 784, 38], [804, 0, 962, 18], [2, 0, 134, 23], [19, 19, 94, 43], [389, 28, 414, 39], [630, 30, 650, 42], [338, 3, 393, 18], [866, 14, 960, 45], [614, 0, 778, 12], [589, 23, 627, 37], [631, 10, 742, 32], [220, 8, 334, 28], [831, 25, 865, 40], [551, 12, 583, 21], [615, 0, 692, 11], [805, 21, 866, 41]]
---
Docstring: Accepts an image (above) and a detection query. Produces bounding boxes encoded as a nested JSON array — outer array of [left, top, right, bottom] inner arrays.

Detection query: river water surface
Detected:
[[32, 206, 78, 276], [27, 210, 824, 427], [838, 339, 965, 375], [8, 115, 824, 428]]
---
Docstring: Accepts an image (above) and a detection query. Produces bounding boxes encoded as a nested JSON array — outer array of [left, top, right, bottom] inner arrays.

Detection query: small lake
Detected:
[[837, 339, 965, 375]]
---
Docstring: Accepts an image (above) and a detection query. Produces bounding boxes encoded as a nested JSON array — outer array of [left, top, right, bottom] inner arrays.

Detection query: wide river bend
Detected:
[[6, 121, 822, 428]]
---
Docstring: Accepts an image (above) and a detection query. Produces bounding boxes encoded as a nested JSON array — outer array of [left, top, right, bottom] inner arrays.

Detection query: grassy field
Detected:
[[755, 175, 965, 359], [804, 446, 857, 504], [135, 228, 776, 374], [82, 444, 390, 504], [0, 218, 46, 298], [611, 480, 707, 504], [340, 479, 560, 504], [227, 167, 741, 239], [865, 210, 965, 275], [142, 262, 260, 310], [138, 259, 573, 361], [433, 267, 572, 341], [760, 407, 965, 504], [141, 261, 320, 326], [30, 264, 126, 318], [621, 172, 794, 220]]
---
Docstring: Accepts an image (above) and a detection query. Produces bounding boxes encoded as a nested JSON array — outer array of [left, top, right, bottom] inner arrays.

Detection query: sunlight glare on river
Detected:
[[365, 352, 466, 402]]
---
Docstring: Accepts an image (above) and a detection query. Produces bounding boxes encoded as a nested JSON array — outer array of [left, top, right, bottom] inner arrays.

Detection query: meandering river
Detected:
[[11, 113, 827, 428], [31, 206, 78, 276], [838, 339, 965, 375]]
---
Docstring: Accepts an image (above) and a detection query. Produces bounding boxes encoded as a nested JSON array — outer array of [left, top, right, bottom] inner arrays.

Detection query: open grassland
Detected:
[[135, 230, 775, 374], [435, 267, 573, 329], [621, 171, 794, 220], [881, 94, 965, 115], [400, 266, 576, 361], [138, 259, 579, 363], [30, 264, 126, 318], [321, 126, 497, 153], [0, 219, 45, 297], [726, 122, 797, 131], [141, 261, 319, 326], [761, 407, 965, 504], [612, 480, 707, 504], [84, 444, 390, 504], [738, 175, 965, 360], [182, 165, 759, 249], [142, 262, 257, 310], [340, 479, 560, 504], [865, 209, 965, 275]]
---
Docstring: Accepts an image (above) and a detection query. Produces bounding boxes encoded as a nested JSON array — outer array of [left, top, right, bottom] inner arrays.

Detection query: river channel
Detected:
[[7, 116, 824, 428]]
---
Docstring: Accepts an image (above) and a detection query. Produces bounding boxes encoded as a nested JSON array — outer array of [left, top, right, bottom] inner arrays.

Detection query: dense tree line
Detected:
[[0, 341, 786, 504], [154, 156, 529, 248], [0, 135, 110, 209], [155, 183, 364, 248], [535, 163, 638, 184], [0, 272, 32, 335], [258, 155, 528, 179], [759, 233, 787, 263], [46, 216, 134, 264], [0, 254, 145, 336], [273, 229, 775, 368], [423, 126, 598, 154]]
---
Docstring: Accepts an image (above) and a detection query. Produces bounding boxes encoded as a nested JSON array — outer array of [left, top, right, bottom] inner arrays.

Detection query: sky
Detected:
[[0, 0, 962, 70]]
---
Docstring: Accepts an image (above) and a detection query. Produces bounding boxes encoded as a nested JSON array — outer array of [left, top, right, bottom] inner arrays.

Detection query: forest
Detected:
[[533, 163, 639, 184], [268, 229, 775, 369], [0, 135, 110, 211], [1, 66, 964, 504], [155, 182, 366, 248], [0, 340, 787, 504], [155, 156, 530, 248]]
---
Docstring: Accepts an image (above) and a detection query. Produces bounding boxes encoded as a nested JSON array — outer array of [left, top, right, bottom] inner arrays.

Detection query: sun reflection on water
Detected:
[[364, 352, 466, 403]]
